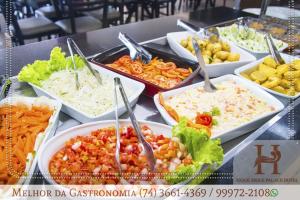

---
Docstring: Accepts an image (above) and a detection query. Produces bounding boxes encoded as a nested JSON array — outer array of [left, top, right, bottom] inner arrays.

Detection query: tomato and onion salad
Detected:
[[49, 125, 193, 185]]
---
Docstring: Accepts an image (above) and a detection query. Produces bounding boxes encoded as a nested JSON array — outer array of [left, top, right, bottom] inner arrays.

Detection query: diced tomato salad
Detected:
[[49, 125, 192, 185]]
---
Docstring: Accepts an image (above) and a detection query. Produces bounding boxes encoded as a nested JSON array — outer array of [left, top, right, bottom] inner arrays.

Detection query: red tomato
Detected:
[[195, 113, 213, 127]]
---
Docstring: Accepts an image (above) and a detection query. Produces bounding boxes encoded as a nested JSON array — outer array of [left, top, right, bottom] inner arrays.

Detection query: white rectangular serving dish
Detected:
[[30, 62, 145, 123], [0, 96, 61, 186], [235, 53, 300, 99], [166, 31, 257, 77], [153, 74, 284, 143]]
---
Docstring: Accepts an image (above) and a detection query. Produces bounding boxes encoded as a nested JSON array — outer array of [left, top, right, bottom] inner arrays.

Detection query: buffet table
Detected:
[[1, 7, 299, 186]]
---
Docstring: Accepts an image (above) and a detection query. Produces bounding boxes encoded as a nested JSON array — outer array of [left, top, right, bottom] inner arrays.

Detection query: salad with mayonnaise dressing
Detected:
[[18, 47, 133, 117], [217, 24, 287, 53]]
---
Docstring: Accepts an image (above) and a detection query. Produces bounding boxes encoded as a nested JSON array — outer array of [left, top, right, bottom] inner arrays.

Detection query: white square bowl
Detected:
[[153, 74, 284, 143], [30, 62, 145, 123], [235, 53, 300, 99], [166, 31, 257, 77], [0, 96, 61, 186]]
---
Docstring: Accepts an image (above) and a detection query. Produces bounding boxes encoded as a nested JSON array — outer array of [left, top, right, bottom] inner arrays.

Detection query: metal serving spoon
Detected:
[[118, 32, 152, 64], [67, 38, 102, 88], [177, 19, 216, 92], [114, 77, 156, 172], [264, 33, 285, 65], [192, 38, 217, 92]]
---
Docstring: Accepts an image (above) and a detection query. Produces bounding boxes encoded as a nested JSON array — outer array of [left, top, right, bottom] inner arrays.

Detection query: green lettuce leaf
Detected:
[[18, 65, 42, 86], [66, 55, 86, 69], [18, 47, 85, 85], [166, 118, 224, 184], [48, 47, 67, 71]]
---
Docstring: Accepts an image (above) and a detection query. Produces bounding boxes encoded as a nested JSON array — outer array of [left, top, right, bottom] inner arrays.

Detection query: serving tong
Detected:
[[118, 32, 152, 64], [264, 33, 285, 64], [0, 77, 11, 101], [177, 19, 217, 92], [236, 17, 250, 39], [114, 77, 156, 176], [66, 38, 102, 90]]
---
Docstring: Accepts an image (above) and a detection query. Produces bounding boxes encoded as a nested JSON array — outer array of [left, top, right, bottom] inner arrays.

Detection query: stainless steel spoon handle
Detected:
[[192, 38, 217, 92], [114, 78, 122, 175], [114, 77, 156, 171], [67, 38, 102, 85], [67, 38, 80, 90]]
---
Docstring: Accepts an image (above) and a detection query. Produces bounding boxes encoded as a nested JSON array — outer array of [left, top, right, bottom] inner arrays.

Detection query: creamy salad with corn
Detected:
[[163, 80, 275, 136]]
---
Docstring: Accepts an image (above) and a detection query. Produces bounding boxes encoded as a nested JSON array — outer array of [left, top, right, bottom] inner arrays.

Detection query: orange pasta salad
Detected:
[[0, 104, 53, 184]]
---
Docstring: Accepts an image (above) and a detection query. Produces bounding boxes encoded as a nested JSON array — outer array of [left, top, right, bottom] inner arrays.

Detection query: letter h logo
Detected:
[[254, 144, 281, 175]]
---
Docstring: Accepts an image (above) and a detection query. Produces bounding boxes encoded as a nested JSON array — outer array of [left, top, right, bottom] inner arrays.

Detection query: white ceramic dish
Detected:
[[235, 53, 300, 99], [0, 96, 61, 185], [153, 74, 284, 143], [166, 31, 257, 77], [38, 120, 172, 185], [30, 62, 145, 123]]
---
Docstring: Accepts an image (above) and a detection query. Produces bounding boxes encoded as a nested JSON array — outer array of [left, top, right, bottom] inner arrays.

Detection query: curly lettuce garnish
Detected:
[[166, 118, 224, 184], [18, 47, 85, 86]]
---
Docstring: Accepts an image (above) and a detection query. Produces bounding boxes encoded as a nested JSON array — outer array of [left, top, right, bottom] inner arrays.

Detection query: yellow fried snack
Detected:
[[241, 72, 251, 80], [291, 60, 300, 70], [280, 79, 292, 89], [276, 64, 289, 75], [284, 70, 300, 79], [272, 86, 286, 94], [295, 79, 300, 92], [263, 57, 277, 68], [262, 77, 281, 88], [250, 71, 267, 83], [240, 57, 300, 96], [258, 63, 277, 77], [286, 87, 296, 96]]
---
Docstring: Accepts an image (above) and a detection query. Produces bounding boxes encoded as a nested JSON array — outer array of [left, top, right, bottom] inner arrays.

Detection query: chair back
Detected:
[[0, 0, 24, 44], [66, 0, 108, 33]]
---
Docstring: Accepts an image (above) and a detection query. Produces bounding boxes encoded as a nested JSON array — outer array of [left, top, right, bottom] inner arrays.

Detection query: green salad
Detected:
[[18, 47, 85, 86], [217, 24, 286, 53], [166, 118, 224, 184]]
